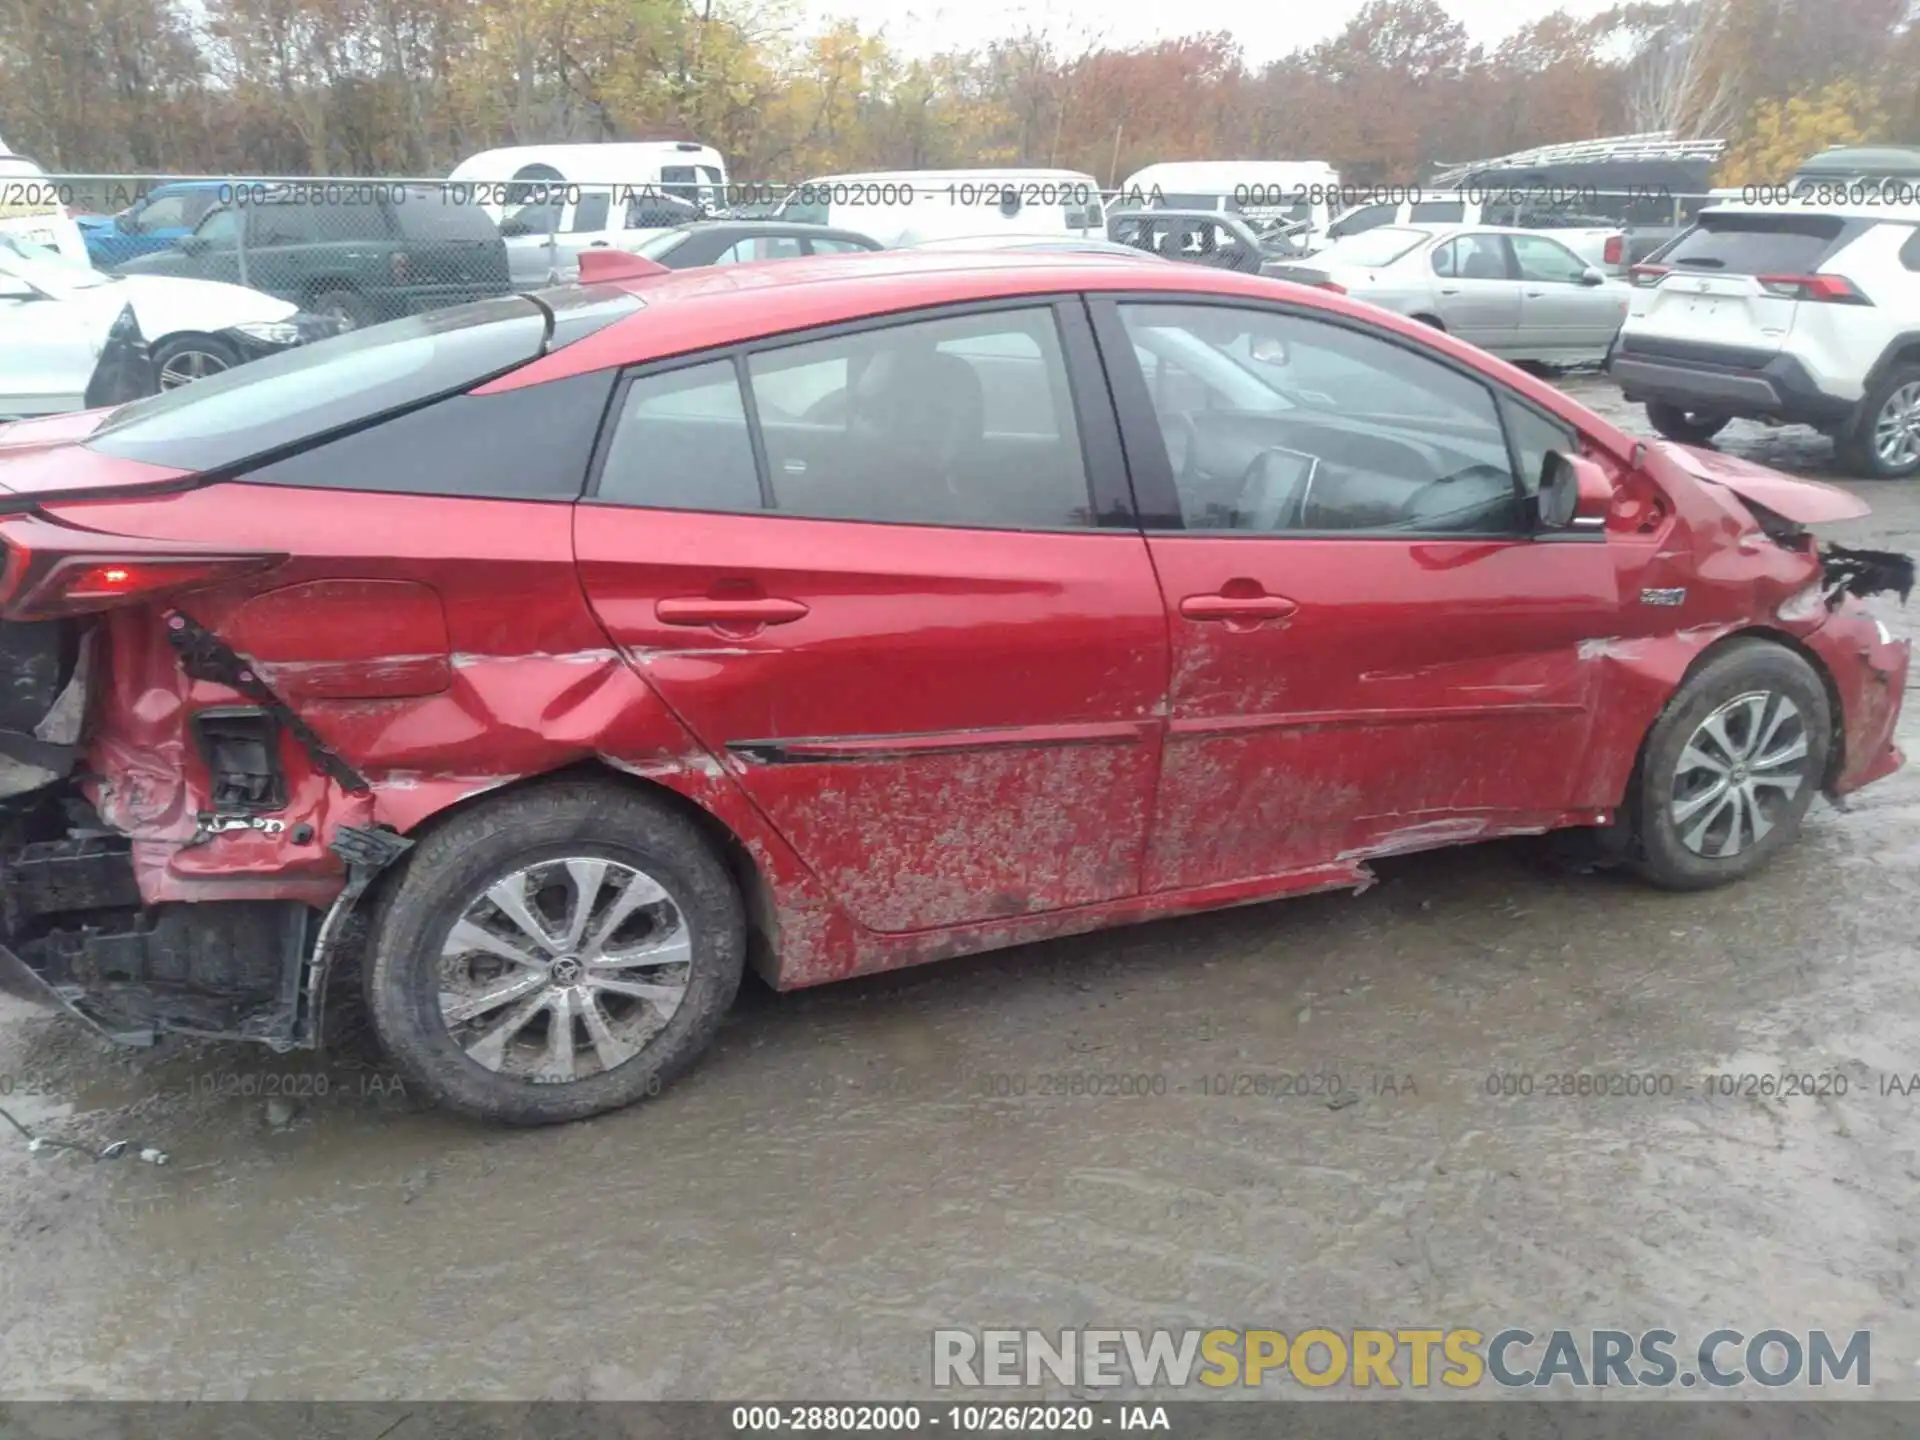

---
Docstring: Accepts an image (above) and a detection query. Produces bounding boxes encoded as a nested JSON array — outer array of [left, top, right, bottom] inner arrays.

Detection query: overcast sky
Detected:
[[803, 0, 1618, 64]]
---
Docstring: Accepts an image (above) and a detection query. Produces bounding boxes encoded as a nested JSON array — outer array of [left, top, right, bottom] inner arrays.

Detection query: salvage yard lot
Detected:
[[2, 377, 1917, 1400]]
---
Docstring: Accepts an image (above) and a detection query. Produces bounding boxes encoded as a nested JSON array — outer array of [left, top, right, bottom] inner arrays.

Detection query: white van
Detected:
[[774, 169, 1105, 247], [0, 141, 89, 268], [1119, 161, 1344, 245], [448, 141, 729, 289]]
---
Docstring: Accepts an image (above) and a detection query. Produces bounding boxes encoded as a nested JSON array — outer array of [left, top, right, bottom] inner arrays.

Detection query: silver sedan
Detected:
[[1266, 224, 1632, 366]]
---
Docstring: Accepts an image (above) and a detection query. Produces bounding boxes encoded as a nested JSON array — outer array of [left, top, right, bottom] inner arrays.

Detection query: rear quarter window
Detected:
[[392, 193, 502, 243], [236, 371, 617, 501], [1660, 213, 1852, 275]]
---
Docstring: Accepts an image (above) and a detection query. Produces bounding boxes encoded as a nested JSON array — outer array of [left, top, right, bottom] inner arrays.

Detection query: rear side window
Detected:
[[595, 307, 1095, 530], [569, 193, 612, 233], [238, 372, 616, 500], [249, 200, 332, 246], [1900, 227, 1920, 271], [1329, 202, 1396, 238], [1660, 213, 1850, 275], [392, 195, 501, 243]]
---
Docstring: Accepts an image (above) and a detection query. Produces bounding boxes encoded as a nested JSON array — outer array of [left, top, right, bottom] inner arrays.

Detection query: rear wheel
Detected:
[[1645, 402, 1730, 445], [365, 780, 746, 1125], [1836, 364, 1920, 479], [1630, 641, 1830, 891]]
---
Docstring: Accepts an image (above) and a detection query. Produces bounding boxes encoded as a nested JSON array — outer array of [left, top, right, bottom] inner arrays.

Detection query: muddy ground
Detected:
[[1, 380, 1917, 1402]]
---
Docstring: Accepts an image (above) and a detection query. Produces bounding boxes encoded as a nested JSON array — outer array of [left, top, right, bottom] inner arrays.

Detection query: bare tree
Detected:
[[1625, 0, 1744, 138]]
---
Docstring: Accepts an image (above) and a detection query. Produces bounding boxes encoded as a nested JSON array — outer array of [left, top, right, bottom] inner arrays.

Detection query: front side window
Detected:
[[595, 307, 1094, 531], [807, 236, 871, 255], [1117, 302, 1521, 536], [1328, 202, 1395, 239], [139, 194, 190, 229], [249, 200, 327, 247], [1511, 233, 1592, 283], [1500, 394, 1580, 499], [194, 206, 241, 247], [714, 235, 806, 264]]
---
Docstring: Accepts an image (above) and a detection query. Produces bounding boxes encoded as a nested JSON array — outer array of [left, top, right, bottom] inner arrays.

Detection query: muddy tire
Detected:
[[1835, 364, 1920, 479], [1645, 402, 1729, 445], [364, 780, 745, 1125], [1629, 640, 1830, 891]]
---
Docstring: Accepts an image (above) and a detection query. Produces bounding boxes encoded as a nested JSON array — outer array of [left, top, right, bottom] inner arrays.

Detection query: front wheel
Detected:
[[1645, 401, 1730, 445], [365, 780, 746, 1124], [152, 333, 239, 390], [1630, 640, 1831, 891]]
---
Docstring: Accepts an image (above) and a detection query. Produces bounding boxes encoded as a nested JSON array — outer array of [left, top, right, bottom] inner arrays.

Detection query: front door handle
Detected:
[[656, 596, 810, 627], [1439, 286, 1461, 295], [1179, 593, 1298, 622]]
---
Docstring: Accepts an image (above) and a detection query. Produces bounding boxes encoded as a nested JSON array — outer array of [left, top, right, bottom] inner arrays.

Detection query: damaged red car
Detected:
[[0, 249, 1910, 1125]]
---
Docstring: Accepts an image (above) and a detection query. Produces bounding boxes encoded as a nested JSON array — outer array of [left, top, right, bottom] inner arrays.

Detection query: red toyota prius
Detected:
[[0, 250, 1909, 1125]]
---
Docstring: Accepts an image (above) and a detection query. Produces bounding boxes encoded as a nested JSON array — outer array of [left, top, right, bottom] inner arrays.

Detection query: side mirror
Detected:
[[1537, 450, 1613, 531], [1579, 267, 1605, 286], [115, 210, 138, 234]]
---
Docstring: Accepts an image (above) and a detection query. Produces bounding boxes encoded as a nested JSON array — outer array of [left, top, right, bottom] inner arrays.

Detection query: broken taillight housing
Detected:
[[0, 517, 284, 621], [1756, 273, 1871, 305]]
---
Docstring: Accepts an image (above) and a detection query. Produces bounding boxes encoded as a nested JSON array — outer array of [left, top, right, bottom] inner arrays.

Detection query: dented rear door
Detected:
[[574, 300, 1168, 934]]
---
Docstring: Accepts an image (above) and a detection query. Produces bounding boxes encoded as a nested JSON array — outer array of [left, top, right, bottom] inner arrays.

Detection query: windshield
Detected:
[[632, 229, 692, 259], [0, 233, 113, 292], [88, 297, 552, 471], [1319, 227, 1430, 268]]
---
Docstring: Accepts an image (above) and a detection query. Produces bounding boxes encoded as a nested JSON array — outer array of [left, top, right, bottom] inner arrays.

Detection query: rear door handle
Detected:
[[656, 596, 810, 626], [1179, 594, 1298, 622]]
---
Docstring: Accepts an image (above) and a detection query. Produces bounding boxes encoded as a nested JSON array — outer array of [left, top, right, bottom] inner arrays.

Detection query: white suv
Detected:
[[1610, 201, 1920, 477]]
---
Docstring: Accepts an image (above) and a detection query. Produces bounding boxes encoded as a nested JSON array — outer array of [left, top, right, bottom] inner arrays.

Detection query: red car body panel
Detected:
[[0, 253, 1908, 1017]]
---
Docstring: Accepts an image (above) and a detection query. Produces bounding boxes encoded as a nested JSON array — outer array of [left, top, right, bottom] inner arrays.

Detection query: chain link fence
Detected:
[[15, 172, 1737, 331]]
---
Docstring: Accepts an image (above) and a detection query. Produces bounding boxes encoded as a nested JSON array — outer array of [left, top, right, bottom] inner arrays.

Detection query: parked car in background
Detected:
[[1789, 146, 1920, 201], [1414, 133, 1727, 266], [77, 181, 228, 269], [1611, 200, 1920, 477], [1, 251, 1906, 1126], [1325, 195, 1630, 276], [117, 183, 511, 329], [776, 169, 1105, 246], [1267, 224, 1629, 366], [1107, 209, 1281, 272], [1118, 160, 1343, 248], [0, 144, 88, 266], [0, 233, 336, 416], [629, 221, 881, 269]]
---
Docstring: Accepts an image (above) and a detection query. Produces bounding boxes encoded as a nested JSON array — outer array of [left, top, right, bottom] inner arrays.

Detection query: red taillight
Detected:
[[1603, 235, 1624, 266], [0, 548, 282, 621], [1757, 273, 1870, 304], [1629, 264, 1669, 288]]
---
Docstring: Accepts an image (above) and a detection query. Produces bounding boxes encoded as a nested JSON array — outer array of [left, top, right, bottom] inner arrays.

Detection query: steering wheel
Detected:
[[1231, 448, 1310, 531]]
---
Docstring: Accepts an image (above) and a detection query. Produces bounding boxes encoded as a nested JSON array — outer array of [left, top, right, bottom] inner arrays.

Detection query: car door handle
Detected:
[[1179, 593, 1298, 622], [1439, 287, 1461, 295], [656, 596, 810, 626], [588, 240, 610, 247]]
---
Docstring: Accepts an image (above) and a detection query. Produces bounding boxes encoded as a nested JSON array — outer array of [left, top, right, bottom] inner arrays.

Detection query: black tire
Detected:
[[1645, 401, 1730, 445], [310, 286, 376, 331], [1629, 640, 1831, 891], [1835, 362, 1920, 479], [151, 333, 240, 390], [364, 780, 745, 1125]]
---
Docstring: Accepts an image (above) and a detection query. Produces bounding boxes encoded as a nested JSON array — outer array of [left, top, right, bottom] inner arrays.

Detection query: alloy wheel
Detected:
[[1873, 381, 1920, 470], [1669, 690, 1812, 858], [158, 349, 230, 389], [438, 857, 692, 1084]]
